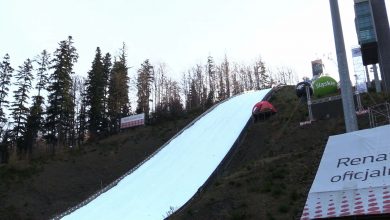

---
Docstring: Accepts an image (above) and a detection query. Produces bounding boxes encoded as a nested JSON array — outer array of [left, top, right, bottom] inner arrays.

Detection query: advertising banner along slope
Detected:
[[62, 89, 271, 220], [120, 113, 145, 129], [301, 125, 390, 219]]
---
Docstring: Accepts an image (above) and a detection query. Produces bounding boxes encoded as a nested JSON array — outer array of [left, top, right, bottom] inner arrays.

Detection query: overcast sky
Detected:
[[1, 0, 389, 82]]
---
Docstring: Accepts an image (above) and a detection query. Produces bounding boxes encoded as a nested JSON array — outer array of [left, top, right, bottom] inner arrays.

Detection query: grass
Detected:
[[230, 210, 249, 220], [278, 204, 290, 213], [0, 162, 42, 186], [170, 86, 360, 219], [1, 87, 388, 220], [0, 109, 205, 220]]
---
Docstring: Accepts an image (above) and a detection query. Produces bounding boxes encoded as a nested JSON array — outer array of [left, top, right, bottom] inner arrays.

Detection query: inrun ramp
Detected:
[[62, 89, 271, 220]]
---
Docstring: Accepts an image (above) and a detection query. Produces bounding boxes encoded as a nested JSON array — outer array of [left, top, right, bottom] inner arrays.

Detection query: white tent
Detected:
[[301, 125, 390, 219]]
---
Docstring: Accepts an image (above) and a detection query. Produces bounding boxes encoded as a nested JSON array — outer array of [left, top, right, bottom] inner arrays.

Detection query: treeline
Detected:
[[0, 36, 297, 163]]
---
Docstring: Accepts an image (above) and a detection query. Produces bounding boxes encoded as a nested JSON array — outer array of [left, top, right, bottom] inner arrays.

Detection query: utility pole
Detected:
[[306, 86, 314, 122], [329, 0, 358, 132]]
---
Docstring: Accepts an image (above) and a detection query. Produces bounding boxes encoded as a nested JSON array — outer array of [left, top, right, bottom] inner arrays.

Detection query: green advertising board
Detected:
[[313, 76, 338, 97]]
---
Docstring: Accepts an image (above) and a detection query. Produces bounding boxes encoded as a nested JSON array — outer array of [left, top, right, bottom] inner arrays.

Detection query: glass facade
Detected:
[[351, 47, 368, 93], [354, 1, 377, 44]]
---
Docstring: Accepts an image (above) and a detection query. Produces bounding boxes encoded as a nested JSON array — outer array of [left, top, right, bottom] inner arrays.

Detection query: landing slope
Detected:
[[63, 89, 271, 220]]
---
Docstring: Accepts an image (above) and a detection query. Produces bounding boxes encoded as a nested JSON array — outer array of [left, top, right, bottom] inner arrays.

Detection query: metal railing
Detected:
[[311, 95, 341, 105]]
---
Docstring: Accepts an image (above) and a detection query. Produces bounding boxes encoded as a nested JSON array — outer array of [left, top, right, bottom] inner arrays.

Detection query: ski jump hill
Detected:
[[57, 88, 272, 220]]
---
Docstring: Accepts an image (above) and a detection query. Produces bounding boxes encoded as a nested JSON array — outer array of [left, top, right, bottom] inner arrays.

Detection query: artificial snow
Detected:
[[62, 89, 271, 220]]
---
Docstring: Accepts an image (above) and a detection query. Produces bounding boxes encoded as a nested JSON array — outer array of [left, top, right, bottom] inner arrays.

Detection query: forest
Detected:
[[0, 36, 298, 163]]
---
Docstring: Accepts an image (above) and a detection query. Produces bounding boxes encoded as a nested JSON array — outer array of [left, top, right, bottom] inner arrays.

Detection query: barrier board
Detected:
[[302, 125, 390, 219]]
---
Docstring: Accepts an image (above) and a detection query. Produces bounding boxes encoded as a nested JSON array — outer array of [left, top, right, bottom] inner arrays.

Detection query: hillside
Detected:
[[0, 113, 201, 220], [170, 87, 389, 220], [0, 86, 388, 220], [169, 87, 344, 219]]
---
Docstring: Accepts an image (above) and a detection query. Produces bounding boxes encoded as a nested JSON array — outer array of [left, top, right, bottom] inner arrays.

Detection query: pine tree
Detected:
[[118, 44, 130, 117], [255, 59, 270, 89], [186, 80, 200, 110], [107, 44, 130, 133], [45, 36, 78, 150], [35, 50, 51, 98], [107, 64, 122, 133], [85, 47, 105, 137], [11, 59, 34, 145], [0, 130, 11, 163], [101, 53, 112, 134], [136, 59, 154, 121], [77, 84, 87, 146], [31, 50, 51, 139], [0, 54, 14, 136], [73, 76, 87, 147], [23, 100, 43, 156]]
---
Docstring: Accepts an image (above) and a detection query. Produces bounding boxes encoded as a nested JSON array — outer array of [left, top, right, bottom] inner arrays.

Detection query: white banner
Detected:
[[310, 126, 390, 193], [120, 113, 145, 129], [302, 125, 390, 219]]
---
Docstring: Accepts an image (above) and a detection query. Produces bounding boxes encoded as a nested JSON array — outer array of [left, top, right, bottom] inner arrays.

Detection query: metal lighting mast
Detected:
[[329, 0, 358, 132]]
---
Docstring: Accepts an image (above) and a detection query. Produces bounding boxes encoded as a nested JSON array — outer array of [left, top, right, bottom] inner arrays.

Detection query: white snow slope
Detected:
[[62, 89, 271, 220]]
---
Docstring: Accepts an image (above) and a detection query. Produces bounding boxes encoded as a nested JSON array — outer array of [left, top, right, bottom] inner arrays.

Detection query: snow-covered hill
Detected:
[[62, 89, 271, 220]]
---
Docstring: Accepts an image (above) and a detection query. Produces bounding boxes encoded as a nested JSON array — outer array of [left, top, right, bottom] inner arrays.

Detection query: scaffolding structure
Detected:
[[368, 102, 390, 127]]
